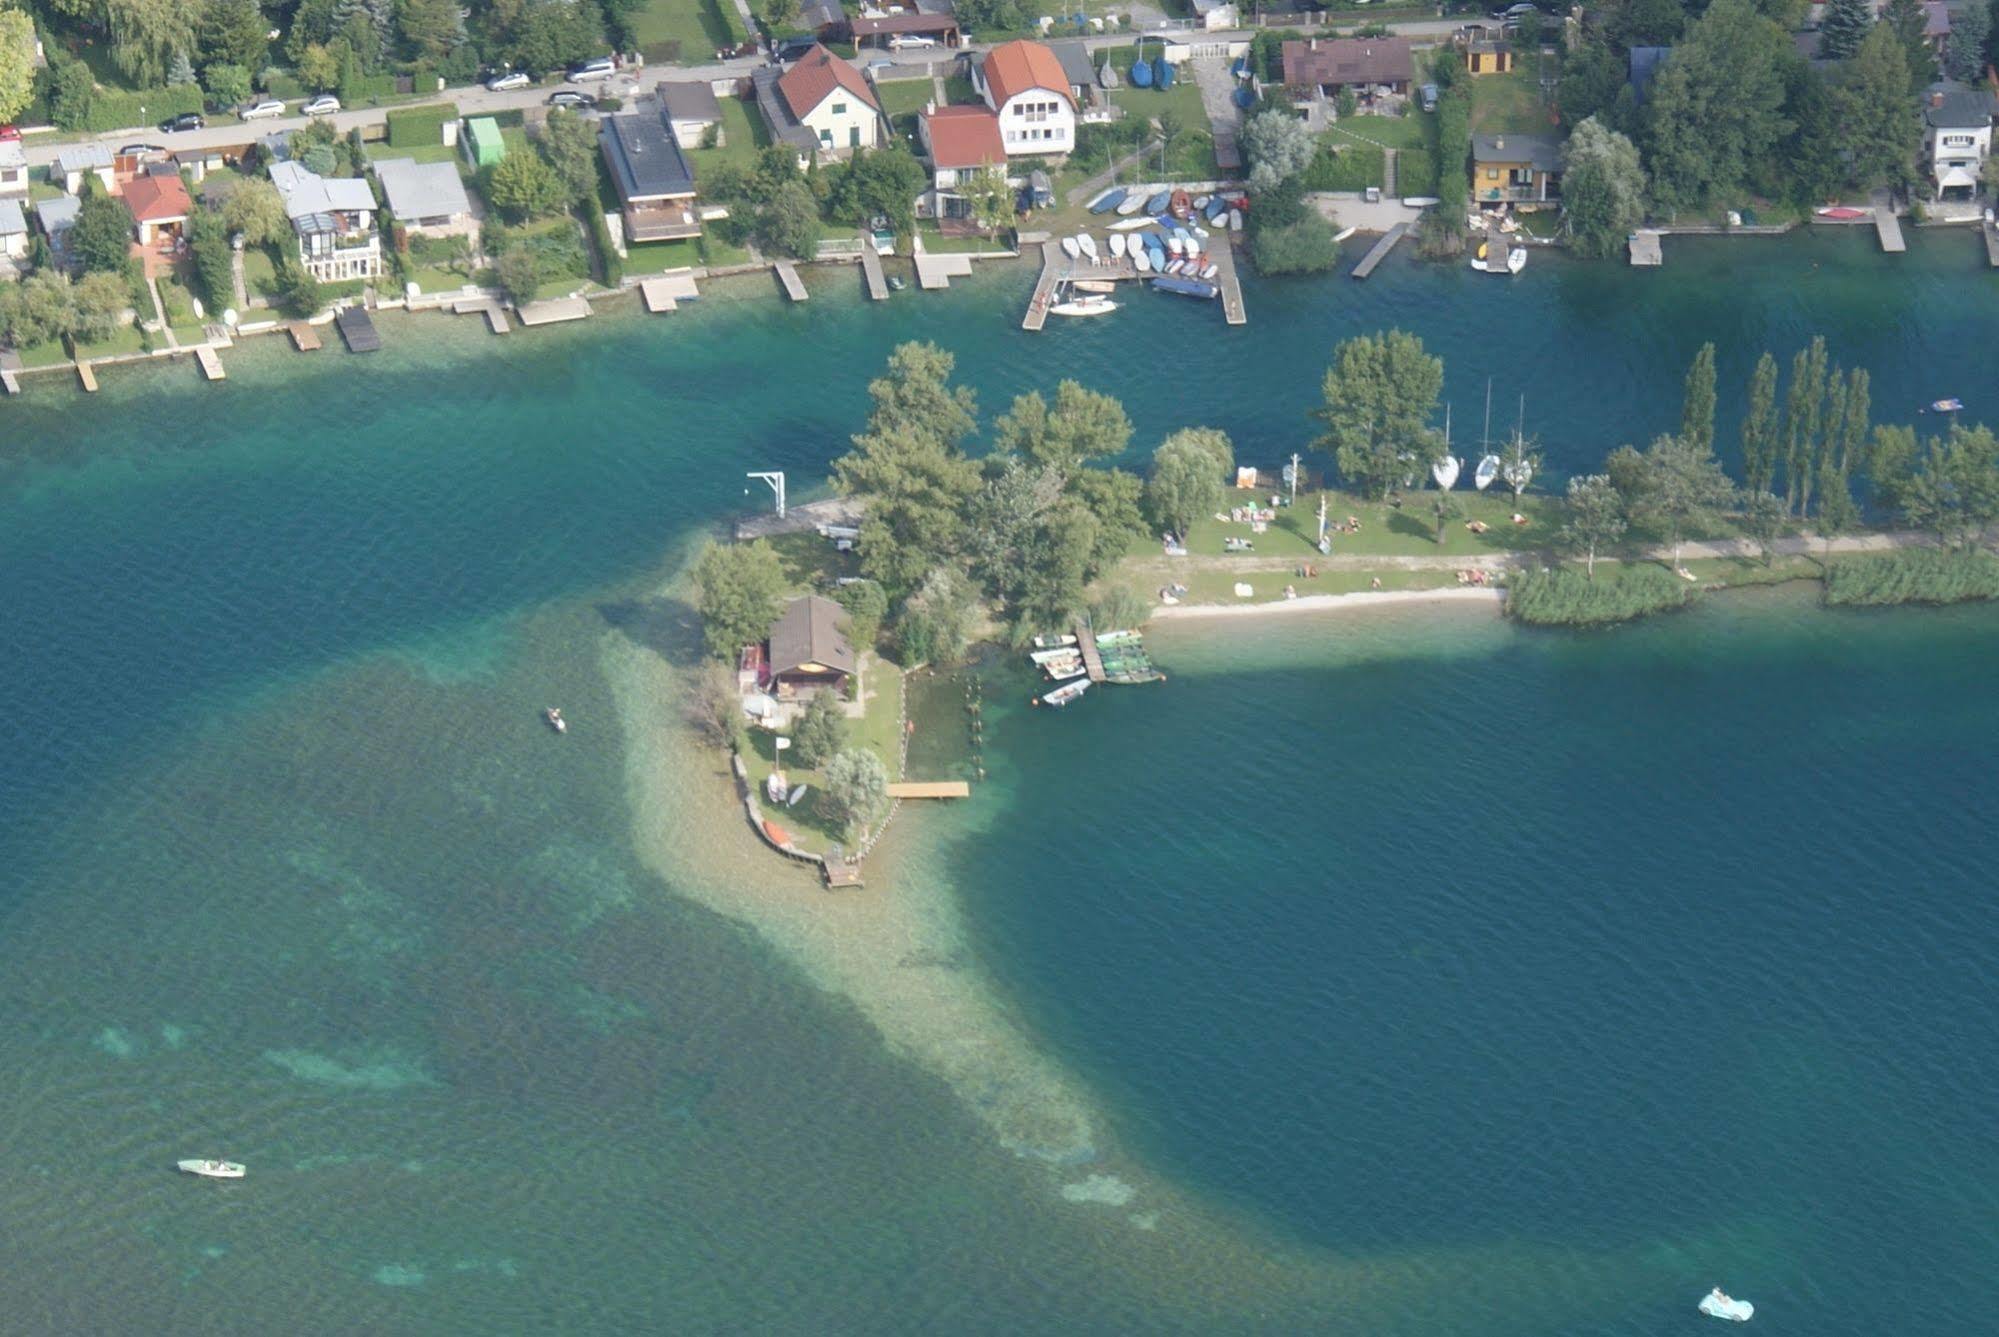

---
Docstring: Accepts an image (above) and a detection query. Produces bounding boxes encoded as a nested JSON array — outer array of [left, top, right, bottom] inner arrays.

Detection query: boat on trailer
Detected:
[[1432, 455, 1461, 490], [1153, 274, 1219, 300]]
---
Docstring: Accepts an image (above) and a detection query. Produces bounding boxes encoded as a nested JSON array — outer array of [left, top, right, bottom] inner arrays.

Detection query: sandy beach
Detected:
[[1153, 586, 1507, 621]]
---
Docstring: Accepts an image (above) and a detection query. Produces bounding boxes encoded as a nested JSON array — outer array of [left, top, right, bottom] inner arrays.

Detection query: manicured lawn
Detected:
[[367, 140, 461, 166], [916, 221, 1010, 254], [1125, 487, 1565, 561], [740, 657, 907, 856], [406, 265, 479, 294], [74, 325, 147, 359], [15, 339, 73, 369], [1109, 58, 1219, 179], [1469, 67, 1554, 135], [624, 237, 702, 273], [243, 247, 278, 301], [631, 0, 740, 61], [699, 232, 757, 267], [943, 75, 978, 106], [1334, 111, 1433, 151], [686, 96, 766, 177], [876, 77, 938, 140]]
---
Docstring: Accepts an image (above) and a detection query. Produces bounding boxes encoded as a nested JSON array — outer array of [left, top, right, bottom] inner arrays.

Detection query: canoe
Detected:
[[762, 818, 793, 846], [1815, 205, 1868, 220], [1060, 236, 1080, 260], [1088, 187, 1125, 214], [1031, 634, 1078, 649], [1474, 454, 1500, 490], [784, 783, 809, 808], [1117, 190, 1148, 216], [1109, 233, 1126, 259], [1401, 195, 1440, 207], [1200, 262, 1218, 280]]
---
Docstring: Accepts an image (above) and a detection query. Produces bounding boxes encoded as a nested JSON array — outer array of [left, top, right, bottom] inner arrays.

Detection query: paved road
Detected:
[[18, 17, 1474, 169]]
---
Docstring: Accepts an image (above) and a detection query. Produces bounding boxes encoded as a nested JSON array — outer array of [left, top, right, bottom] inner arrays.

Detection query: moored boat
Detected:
[[1070, 278, 1116, 294], [178, 1159, 245, 1179], [1698, 1288, 1754, 1322], [544, 707, 566, 733], [1036, 678, 1091, 708], [1031, 633, 1078, 649], [1814, 205, 1868, 220], [1049, 293, 1119, 317], [1928, 397, 1965, 413], [1153, 274, 1219, 300], [1200, 262, 1218, 280], [1469, 239, 1527, 274]]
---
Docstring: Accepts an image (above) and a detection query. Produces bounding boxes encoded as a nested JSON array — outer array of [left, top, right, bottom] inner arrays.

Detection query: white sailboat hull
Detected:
[[1474, 455, 1500, 490], [1431, 455, 1461, 490]]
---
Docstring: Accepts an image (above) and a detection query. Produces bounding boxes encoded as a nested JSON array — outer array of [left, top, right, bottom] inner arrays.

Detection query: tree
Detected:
[[49, 59, 95, 132], [486, 148, 567, 220], [1882, 0, 1935, 85], [0, 10, 36, 125], [1642, 0, 1795, 212], [1681, 342, 1717, 454], [496, 244, 541, 304], [71, 187, 137, 274], [203, 62, 253, 109], [1311, 330, 1443, 498], [276, 255, 322, 317], [961, 166, 1014, 244], [1559, 37, 1629, 130], [395, 0, 463, 61], [217, 177, 290, 246], [1817, 0, 1873, 59], [1241, 107, 1315, 191], [186, 210, 235, 312], [1560, 474, 1627, 579], [991, 380, 1133, 472], [0, 271, 77, 347], [1145, 432, 1229, 536], [756, 178, 823, 261], [1946, 0, 1990, 81], [790, 690, 848, 769], [964, 457, 1066, 608], [1781, 335, 1828, 513], [1630, 434, 1739, 569], [693, 539, 786, 661], [1740, 352, 1782, 495], [1834, 25, 1919, 192], [199, 0, 267, 70], [297, 40, 344, 93], [1741, 489, 1787, 565], [821, 748, 891, 841], [105, 0, 201, 87], [167, 46, 197, 86], [853, 341, 977, 447], [895, 566, 972, 666], [831, 580, 887, 652], [1066, 466, 1149, 575], [1865, 422, 1919, 511], [1902, 426, 1999, 547], [539, 109, 601, 203], [823, 147, 929, 240], [1560, 117, 1647, 259], [71, 271, 130, 342]]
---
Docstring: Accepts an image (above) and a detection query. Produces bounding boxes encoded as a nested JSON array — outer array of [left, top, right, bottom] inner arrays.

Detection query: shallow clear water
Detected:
[[2, 233, 1997, 1331]]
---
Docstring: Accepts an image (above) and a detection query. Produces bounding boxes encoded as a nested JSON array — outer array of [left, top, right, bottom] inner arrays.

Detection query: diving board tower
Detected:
[[747, 471, 786, 519]]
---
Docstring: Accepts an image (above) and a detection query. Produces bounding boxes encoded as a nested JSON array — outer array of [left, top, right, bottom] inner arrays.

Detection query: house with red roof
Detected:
[[751, 45, 882, 163], [974, 40, 1075, 157], [917, 104, 1006, 223], [121, 168, 191, 247]]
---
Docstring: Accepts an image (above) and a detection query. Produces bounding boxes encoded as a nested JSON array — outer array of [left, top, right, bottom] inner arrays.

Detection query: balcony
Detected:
[[623, 200, 703, 242]]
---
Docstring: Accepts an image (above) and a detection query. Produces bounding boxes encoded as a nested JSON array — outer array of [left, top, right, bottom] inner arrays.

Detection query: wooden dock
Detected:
[[858, 240, 888, 300], [1075, 624, 1107, 683], [774, 259, 807, 301], [517, 296, 591, 326], [824, 860, 864, 888], [76, 360, 98, 392], [1211, 234, 1246, 325], [1983, 217, 1999, 267], [1628, 230, 1663, 266], [1023, 240, 1063, 330], [335, 307, 382, 352], [885, 781, 971, 799], [484, 305, 510, 334], [1, 368, 18, 396], [1349, 222, 1410, 279], [194, 346, 225, 381], [1873, 209, 1905, 253], [287, 321, 321, 351]]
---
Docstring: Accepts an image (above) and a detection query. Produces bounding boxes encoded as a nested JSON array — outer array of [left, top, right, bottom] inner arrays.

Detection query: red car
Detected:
[[0, 124, 22, 143]]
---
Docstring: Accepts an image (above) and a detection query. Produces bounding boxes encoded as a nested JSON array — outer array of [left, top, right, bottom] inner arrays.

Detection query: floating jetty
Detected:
[[335, 307, 381, 352], [885, 781, 971, 799], [1033, 624, 1166, 702], [287, 321, 321, 351], [1024, 233, 1244, 331], [641, 271, 701, 313], [1350, 222, 1410, 279]]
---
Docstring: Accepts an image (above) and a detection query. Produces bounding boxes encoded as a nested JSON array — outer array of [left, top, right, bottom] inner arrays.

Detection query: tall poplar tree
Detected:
[[1740, 352, 1781, 495], [1681, 342, 1717, 453]]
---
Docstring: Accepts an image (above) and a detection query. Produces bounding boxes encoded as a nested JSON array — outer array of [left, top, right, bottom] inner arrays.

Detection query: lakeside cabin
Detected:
[[1471, 133, 1563, 209], [764, 594, 856, 702]]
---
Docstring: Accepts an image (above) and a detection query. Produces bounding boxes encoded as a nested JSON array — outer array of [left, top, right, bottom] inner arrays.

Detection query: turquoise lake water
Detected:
[[2, 232, 1997, 1331]]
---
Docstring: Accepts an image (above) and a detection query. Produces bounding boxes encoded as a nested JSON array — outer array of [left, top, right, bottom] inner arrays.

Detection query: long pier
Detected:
[[774, 259, 807, 302], [1984, 217, 1999, 267], [1350, 222, 1410, 279], [1874, 209, 1905, 253], [1023, 240, 1063, 331], [858, 240, 888, 300], [1074, 623, 1107, 683], [0, 367, 18, 396], [885, 781, 970, 799], [1211, 233, 1246, 325]]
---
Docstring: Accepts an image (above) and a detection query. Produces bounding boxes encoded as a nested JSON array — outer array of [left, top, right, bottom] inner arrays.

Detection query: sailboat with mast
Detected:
[[1474, 379, 1501, 490], [1431, 404, 1461, 489], [1501, 393, 1535, 498]]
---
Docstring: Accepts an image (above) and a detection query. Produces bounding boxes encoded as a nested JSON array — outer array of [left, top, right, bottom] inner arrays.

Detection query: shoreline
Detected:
[[1153, 586, 1506, 621]]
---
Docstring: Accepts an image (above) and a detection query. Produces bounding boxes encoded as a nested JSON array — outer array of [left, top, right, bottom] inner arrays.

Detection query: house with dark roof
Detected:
[[1471, 132, 1562, 207], [1046, 40, 1099, 105], [752, 45, 882, 163], [35, 193, 80, 267], [796, 0, 850, 40], [1921, 80, 1997, 200], [600, 102, 704, 242], [976, 39, 1076, 157], [766, 595, 855, 698], [1282, 37, 1414, 99], [658, 81, 724, 147], [850, 10, 961, 50]]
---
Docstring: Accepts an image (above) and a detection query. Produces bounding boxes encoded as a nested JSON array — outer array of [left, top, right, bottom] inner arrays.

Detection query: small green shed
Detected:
[[462, 117, 506, 169]]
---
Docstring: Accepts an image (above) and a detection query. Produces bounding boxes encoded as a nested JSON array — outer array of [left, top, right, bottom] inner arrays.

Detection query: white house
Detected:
[[1188, 0, 1240, 31], [974, 39, 1076, 157], [917, 104, 1006, 222], [753, 45, 882, 161], [0, 140, 27, 200], [1922, 81, 1996, 201], [0, 198, 28, 266], [56, 143, 116, 195], [270, 159, 382, 281]]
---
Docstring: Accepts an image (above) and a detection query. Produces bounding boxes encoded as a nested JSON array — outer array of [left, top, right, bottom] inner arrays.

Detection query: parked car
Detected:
[[1489, 1, 1538, 15], [772, 36, 818, 62], [1419, 83, 1438, 113], [484, 71, 533, 92], [887, 34, 937, 49], [1, 123, 25, 142], [546, 90, 594, 107], [301, 94, 341, 116], [160, 112, 206, 132], [240, 99, 287, 120], [565, 57, 616, 82], [119, 142, 166, 157]]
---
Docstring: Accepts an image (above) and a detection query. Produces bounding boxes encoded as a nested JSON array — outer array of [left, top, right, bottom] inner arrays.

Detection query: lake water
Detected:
[[2, 232, 1996, 1332]]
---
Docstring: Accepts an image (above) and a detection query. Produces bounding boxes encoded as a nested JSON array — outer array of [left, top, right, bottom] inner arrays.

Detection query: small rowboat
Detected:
[[1031, 633, 1078, 649], [544, 708, 566, 734], [1109, 233, 1126, 259], [1035, 678, 1091, 707], [1815, 205, 1868, 221], [178, 1159, 245, 1180], [1077, 233, 1098, 262], [1069, 278, 1116, 294]]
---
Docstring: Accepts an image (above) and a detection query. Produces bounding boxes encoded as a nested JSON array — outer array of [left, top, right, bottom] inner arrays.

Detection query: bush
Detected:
[[1297, 141, 1385, 191], [1250, 216, 1341, 275], [1823, 549, 1999, 607], [1505, 565, 1694, 627], [75, 85, 206, 134], [386, 102, 458, 147], [583, 205, 623, 286], [339, 73, 399, 105]]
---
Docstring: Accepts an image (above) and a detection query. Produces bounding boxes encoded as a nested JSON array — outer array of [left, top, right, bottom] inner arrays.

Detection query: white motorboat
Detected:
[[1431, 455, 1461, 490], [1036, 678, 1091, 708], [1116, 191, 1147, 216], [544, 708, 566, 734], [1109, 233, 1126, 259], [1060, 236, 1080, 260], [1133, 248, 1153, 273], [1474, 454, 1501, 490], [178, 1159, 245, 1179], [1049, 294, 1118, 317], [1166, 234, 1184, 257], [1469, 239, 1527, 274], [1077, 233, 1098, 262], [1698, 1288, 1754, 1322]]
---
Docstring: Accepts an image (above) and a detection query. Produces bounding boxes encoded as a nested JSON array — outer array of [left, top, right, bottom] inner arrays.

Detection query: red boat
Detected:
[[1815, 206, 1868, 221]]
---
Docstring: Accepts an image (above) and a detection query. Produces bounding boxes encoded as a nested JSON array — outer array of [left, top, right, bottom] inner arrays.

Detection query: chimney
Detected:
[[925, 99, 936, 115]]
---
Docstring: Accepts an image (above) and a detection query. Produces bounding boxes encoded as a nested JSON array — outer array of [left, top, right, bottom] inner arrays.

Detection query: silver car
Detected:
[[240, 99, 287, 121]]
